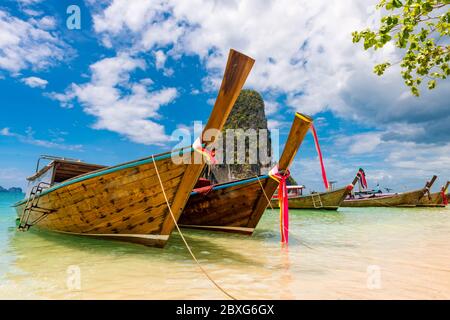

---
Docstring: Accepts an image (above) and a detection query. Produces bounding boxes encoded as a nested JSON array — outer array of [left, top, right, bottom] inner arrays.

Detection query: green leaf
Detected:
[[428, 80, 436, 90], [352, 0, 449, 95]]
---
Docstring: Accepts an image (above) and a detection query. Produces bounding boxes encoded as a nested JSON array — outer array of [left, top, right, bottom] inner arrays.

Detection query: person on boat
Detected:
[[376, 183, 382, 194]]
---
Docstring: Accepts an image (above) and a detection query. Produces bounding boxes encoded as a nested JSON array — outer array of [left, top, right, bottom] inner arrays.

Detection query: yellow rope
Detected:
[[255, 175, 275, 211], [151, 155, 236, 300]]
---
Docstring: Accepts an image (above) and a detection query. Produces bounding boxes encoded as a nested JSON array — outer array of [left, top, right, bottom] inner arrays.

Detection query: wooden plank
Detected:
[[342, 189, 425, 207], [15, 49, 255, 248], [180, 181, 262, 227], [271, 186, 350, 209], [247, 113, 312, 228], [160, 50, 255, 237], [179, 112, 313, 234]]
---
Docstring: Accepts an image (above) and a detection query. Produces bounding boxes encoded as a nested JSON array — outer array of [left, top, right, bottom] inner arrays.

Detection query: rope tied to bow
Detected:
[[151, 155, 236, 300], [269, 165, 291, 245]]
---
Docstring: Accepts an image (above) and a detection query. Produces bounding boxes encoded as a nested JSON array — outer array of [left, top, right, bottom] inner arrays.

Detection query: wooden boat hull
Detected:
[[179, 176, 271, 235], [271, 185, 353, 210], [416, 192, 446, 207], [14, 148, 202, 247], [13, 49, 255, 247], [342, 189, 425, 207], [179, 113, 313, 235]]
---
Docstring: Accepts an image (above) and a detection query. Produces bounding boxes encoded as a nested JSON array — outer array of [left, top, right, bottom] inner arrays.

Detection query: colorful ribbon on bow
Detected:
[[442, 190, 448, 205], [193, 137, 217, 164], [269, 165, 291, 244], [357, 168, 368, 189], [346, 184, 354, 191], [310, 124, 329, 191]]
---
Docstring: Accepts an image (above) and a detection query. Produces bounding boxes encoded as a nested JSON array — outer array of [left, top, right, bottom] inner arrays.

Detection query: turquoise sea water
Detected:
[[1, 192, 449, 299]]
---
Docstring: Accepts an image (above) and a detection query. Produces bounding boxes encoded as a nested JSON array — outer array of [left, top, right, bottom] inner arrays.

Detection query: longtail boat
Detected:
[[13, 49, 255, 247], [268, 123, 358, 210], [342, 176, 437, 208], [270, 176, 359, 210], [178, 113, 313, 235], [417, 180, 449, 207]]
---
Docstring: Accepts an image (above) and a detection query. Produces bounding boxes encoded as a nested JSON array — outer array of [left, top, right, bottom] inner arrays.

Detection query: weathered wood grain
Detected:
[[342, 176, 438, 208], [14, 49, 255, 247], [271, 184, 355, 210], [180, 112, 313, 234]]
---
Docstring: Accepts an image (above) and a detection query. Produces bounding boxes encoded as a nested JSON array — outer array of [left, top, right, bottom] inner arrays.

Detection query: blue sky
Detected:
[[1, 0, 449, 193]]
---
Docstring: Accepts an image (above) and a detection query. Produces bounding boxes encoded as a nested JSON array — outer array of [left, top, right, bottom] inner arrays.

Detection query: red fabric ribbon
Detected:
[[193, 185, 214, 195], [359, 168, 368, 189], [310, 124, 329, 190], [269, 165, 290, 244], [441, 190, 448, 205]]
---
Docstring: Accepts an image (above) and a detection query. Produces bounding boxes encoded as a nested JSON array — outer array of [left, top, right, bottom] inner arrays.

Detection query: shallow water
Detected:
[[1, 192, 449, 299]]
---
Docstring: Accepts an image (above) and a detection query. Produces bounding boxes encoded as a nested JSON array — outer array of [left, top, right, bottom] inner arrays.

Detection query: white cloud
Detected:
[[0, 127, 83, 151], [0, 168, 27, 189], [21, 76, 48, 88], [0, 10, 67, 74], [33, 16, 57, 30], [344, 132, 382, 155], [267, 119, 284, 130], [291, 137, 450, 193], [88, 0, 449, 144], [154, 50, 167, 69], [154, 50, 174, 76], [264, 101, 280, 117], [0, 128, 11, 136], [50, 54, 178, 145], [190, 88, 200, 95], [140, 78, 154, 86], [22, 9, 43, 17]]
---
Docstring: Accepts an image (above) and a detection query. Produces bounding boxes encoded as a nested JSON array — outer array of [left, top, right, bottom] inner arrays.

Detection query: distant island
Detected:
[[0, 186, 23, 193]]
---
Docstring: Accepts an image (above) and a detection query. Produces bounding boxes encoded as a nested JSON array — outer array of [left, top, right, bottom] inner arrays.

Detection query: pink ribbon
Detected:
[[311, 124, 329, 190], [442, 190, 448, 205], [269, 165, 291, 244], [193, 137, 217, 164]]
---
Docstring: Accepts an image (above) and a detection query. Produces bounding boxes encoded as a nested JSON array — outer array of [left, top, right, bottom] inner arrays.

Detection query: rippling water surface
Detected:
[[1, 192, 449, 299]]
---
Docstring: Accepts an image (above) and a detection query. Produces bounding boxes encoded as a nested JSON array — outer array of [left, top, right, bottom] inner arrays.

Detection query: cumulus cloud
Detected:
[[343, 132, 383, 155], [21, 76, 48, 88], [291, 135, 450, 193], [264, 101, 280, 117], [154, 50, 174, 76], [290, 118, 450, 191], [0, 9, 67, 74], [32, 16, 57, 30], [49, 53, 178, 145], [0, 127, 83, 151], [88, 0, 449, 145]]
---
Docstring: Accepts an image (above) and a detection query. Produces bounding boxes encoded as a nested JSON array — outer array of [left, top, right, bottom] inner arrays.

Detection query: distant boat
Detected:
[[178, 113, 313, 235], [342, 176, 437, 207], [13, 49, 255, 247], [417, 180, 449, 207], [270, 176, 359, 210]]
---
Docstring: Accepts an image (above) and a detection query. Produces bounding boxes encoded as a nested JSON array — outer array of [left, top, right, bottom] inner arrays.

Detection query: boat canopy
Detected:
[[273, 185, 305, 198], [25, 156, 105, 197]]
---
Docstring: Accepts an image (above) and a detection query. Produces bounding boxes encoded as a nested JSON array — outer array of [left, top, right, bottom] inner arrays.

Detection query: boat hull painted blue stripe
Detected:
[[190, 175, 270, 196], [13, 146, 195, 207]]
